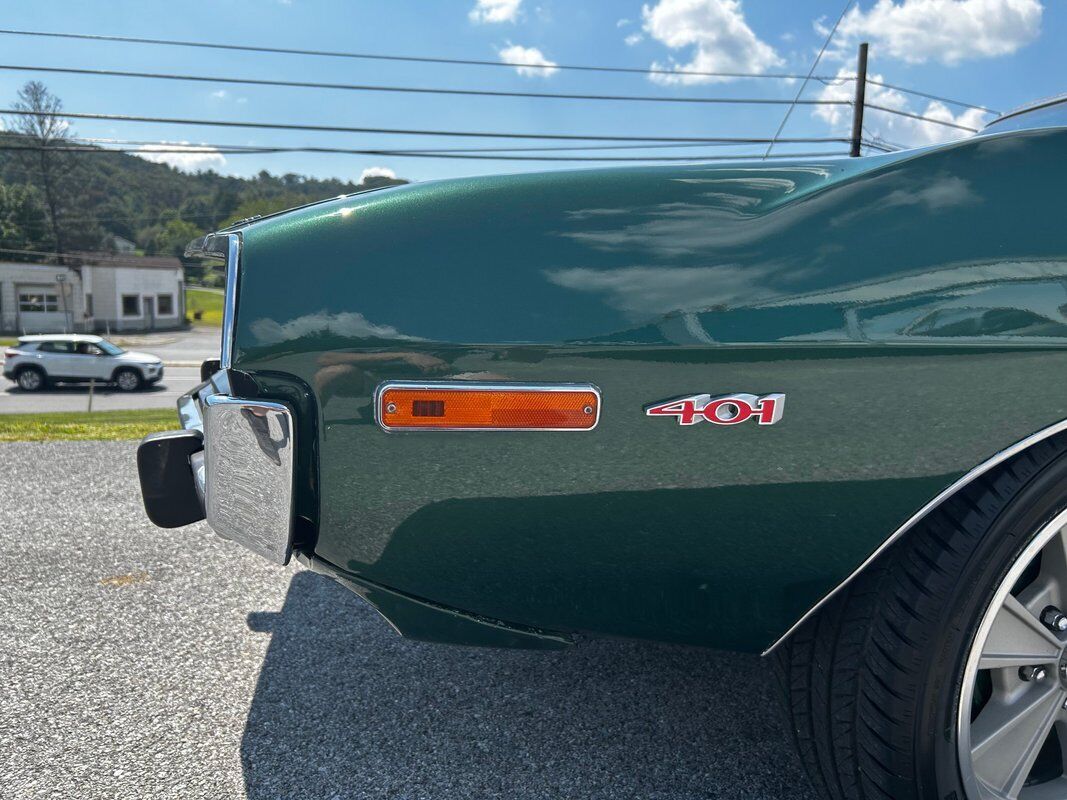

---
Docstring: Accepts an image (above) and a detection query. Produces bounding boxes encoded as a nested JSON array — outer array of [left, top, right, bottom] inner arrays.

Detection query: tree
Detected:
[[154, 218, 202, 258], [0, 181, 50, 252], [7, 81, 73, 256]]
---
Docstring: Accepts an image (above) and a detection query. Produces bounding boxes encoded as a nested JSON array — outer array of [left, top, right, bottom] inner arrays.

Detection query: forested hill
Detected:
[[0, 131, 408, 261]]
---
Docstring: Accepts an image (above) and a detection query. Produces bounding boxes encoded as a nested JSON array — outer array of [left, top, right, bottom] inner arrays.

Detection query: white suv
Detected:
[[3, 334, 164, 392]]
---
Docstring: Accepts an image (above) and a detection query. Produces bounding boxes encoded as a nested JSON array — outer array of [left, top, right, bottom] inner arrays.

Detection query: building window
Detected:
[[122, 295, 140, 317], [157, 294, 174, 315], [85, 293, 94, 316], [19, 292, 59, 313]]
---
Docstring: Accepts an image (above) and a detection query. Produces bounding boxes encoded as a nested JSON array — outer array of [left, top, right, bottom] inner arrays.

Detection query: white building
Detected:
[[0, 253, 186, 334]]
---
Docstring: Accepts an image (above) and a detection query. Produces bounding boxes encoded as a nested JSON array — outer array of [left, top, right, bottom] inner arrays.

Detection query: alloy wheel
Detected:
[[116, 371, 139, 391], [17, 370, 42, 391], [959, 508, 1067, 799]]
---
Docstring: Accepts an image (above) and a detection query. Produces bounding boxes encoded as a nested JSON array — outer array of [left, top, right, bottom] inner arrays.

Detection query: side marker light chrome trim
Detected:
[[374, 381, 602, 432]]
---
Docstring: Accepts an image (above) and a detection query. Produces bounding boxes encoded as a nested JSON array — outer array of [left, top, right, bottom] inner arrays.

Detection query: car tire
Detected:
[[114, 368, 143, 392], [15, 366, 46, 392], [776, 432, 1067, 800]]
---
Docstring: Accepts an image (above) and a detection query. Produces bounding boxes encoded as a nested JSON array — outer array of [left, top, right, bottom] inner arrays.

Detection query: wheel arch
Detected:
[[763, 417, 1067, 656]]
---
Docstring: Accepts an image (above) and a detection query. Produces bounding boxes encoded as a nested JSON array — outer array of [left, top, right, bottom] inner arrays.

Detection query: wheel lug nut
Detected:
[[1041, 606, 1067, 632], [1020, 665, 1048, 682]]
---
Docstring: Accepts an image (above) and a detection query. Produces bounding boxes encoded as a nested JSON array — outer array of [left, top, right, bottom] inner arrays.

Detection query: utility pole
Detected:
[[850, 42, 869, 157], [55, 272, 70, 332]]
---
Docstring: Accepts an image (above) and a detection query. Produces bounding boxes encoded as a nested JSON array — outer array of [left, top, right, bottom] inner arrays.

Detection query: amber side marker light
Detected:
[[376, 382, 601, 431]]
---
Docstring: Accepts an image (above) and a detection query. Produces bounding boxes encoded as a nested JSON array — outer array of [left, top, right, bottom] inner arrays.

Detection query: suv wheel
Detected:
[[777, 434, 1067, 800], [16, 367, 46, 392], [114, 368, 143, 392]]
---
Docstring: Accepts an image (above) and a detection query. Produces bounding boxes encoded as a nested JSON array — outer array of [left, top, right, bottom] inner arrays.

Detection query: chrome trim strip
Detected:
[[762, 417, 1067, 656], [373, 380, 602, 432], [220, 233, 240, 369]]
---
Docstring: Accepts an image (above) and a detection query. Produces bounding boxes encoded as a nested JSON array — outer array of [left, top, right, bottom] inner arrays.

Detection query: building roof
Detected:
[[0, 248, 182, 270]]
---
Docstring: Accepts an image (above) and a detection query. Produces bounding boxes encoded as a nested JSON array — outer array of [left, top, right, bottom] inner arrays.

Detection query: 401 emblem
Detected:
[[645, 393, 785, 426]]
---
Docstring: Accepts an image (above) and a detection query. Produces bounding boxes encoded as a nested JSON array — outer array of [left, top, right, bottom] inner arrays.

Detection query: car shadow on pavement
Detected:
[[241, 570, 814, 800]]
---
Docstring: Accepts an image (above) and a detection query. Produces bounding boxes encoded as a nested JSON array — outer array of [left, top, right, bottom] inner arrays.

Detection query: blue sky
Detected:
[[0, 0, 1061, 184]]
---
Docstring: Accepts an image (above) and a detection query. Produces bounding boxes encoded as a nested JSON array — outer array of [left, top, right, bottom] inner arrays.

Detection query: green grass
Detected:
[[185, 287, 224, 326], [0, 408, 176, 442], [0, 338, 16, 347]]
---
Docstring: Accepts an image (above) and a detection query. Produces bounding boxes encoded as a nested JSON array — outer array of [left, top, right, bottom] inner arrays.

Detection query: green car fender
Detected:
[[225, 126, 1067, 653]]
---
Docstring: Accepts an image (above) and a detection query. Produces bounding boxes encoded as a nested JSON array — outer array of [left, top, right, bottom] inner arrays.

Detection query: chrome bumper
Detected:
[[141, 371, 296, 565]]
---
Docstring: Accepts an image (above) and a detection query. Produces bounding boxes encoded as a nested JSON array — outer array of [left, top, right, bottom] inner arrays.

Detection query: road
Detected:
[[110, 326, 220, 365], [0, 366, 202, 413], [1, 440, 814, 800]]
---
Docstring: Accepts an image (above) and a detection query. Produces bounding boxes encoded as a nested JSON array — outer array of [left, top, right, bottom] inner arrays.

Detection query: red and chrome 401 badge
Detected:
[[645, 393, 785, 426]]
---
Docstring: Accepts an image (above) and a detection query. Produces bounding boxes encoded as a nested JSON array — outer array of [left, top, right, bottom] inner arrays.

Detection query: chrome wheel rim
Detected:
[[18, 371, 41, 390], [117, 371, 138, 391], [959, 508, 1067, 799]]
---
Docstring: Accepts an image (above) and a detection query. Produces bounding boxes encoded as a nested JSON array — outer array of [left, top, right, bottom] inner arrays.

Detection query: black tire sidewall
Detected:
[[918, 453, 1067, 797]]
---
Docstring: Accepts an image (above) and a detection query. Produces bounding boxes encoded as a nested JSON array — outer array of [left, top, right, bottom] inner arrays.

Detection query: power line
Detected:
[[865, 103, 981, 132], [0, 28, 993, 113], [0, 108, 856, 143], [0, 27, 869, 82], [859, 139, 897, 154], [765, 0, 854, 159], [816, 74, 998, 114], [860, 127, 901, 153], [865, 79, 998, 114], [0, 63, 851, 107], [0, 143, 852, 162], [70, 135, 852, 152]]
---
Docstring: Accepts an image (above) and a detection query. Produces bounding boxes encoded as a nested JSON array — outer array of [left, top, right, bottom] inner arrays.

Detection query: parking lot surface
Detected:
[[0, 440, 814, 800]]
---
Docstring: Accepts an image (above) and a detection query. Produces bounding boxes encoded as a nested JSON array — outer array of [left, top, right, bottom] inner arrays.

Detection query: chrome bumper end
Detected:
[[139, 372, 296, 565]]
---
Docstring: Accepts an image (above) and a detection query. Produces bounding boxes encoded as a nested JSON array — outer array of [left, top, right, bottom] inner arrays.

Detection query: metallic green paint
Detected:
[[229, 127, 1067, 652]]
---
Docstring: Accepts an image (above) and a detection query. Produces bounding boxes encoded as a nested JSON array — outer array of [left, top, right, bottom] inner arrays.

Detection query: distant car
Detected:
[[3, 334, 163, 392]]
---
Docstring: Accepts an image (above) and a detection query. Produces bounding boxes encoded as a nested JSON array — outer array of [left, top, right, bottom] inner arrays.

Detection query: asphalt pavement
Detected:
[[0, 440, 815, 800]]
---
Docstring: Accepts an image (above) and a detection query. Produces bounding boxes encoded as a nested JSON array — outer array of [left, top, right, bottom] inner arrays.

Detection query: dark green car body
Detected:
[[205, 123, 1067, 654]]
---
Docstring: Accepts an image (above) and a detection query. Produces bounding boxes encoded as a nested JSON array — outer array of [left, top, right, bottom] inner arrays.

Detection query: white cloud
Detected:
[[360, 166, 396, 182], [813, 68, 991, 148], [469, 0, 522, 23], [249, 311, 421, 345], [641, 0, 784, 84], [498, 44, 559, 77], [828, 0, 1043, 65], [625, 32, 644, 46], [210, 90, 228, 99], [618, 17, 632, 26], [135, 142, 226, 172]]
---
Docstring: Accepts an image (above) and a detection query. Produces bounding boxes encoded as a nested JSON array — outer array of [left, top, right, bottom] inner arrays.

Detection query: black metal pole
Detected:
[[850, 42, 869, 157]]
